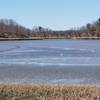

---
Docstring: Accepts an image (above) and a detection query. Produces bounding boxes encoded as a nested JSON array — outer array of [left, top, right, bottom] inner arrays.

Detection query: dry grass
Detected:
[[0, 84, 100, 100]]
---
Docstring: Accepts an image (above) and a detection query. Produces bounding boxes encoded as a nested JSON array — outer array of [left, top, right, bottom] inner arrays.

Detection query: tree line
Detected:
[[0, 18, 100, 38]]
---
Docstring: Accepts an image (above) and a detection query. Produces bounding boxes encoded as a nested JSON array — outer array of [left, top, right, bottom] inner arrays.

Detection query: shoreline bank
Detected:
[[0, 37, 100, 41], [0, 84, 100, 100]]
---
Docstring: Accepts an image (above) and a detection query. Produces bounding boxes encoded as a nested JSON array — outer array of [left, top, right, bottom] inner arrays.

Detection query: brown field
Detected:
[[0, 84, 100, 100]]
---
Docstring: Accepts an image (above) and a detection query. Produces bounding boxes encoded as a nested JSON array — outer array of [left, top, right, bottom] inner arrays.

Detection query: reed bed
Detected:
[[0, 84, 100, 100]]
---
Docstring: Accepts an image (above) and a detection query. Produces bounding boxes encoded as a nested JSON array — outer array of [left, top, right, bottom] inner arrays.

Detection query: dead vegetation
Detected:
[[0, 84, 100, 100]]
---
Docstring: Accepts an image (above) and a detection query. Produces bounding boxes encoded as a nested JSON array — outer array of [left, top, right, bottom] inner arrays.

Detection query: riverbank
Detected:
[[0, 37, 69, 41], [0, 37, 100, 41], [0, 84, 100, 100], [0, 37, 44, 41]]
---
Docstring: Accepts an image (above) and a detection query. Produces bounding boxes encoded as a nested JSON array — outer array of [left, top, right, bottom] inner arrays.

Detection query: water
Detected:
[[0, 39, 100, 84]]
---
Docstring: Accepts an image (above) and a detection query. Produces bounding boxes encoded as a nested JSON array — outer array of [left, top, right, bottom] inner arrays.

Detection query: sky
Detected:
[[0, 0, 100, 30]]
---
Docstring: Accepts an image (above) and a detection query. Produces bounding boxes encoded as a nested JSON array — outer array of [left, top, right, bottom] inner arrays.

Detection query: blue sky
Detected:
[[0, 0, 100, 30]]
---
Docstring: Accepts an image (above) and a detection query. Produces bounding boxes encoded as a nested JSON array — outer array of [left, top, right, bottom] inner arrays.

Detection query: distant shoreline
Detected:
[[0, 84, 100, 99], [0, 37, 100, 41]]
